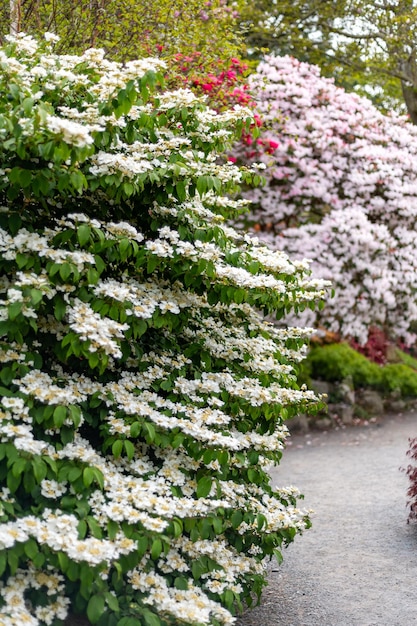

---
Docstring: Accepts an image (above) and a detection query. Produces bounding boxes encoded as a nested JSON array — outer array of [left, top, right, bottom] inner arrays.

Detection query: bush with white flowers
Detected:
[[240, 54, 417, 345], [0, 35, 327, 626]]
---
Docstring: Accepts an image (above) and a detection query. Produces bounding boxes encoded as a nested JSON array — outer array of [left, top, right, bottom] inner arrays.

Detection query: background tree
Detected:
[[238, 0, 417, 120], [1, 0, 244, 70], [237, 54, 417, 345]]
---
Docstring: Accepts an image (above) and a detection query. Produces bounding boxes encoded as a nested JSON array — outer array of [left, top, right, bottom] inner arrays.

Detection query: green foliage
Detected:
[[381, 364, 417, 397], [238, 0, 417, 117], [305, 342, 417, 398], [306, 342, 383, 387], [1, 0, 244, 70], [392, 348, 417, 371], [0, 34, 326, 625]]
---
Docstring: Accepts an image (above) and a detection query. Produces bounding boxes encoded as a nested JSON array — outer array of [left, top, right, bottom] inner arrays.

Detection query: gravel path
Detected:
[[236, 411, 417, 626]]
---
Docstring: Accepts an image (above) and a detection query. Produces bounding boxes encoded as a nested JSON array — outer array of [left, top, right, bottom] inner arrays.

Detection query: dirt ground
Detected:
[[236, 411, 417, 626]]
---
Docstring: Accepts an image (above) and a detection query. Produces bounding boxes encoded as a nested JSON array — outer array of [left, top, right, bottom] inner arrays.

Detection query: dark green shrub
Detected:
[[392, 348, 417, 371], [305, 342, 382, 388], [381, 364, 417, 397], [304, 342, 417, 398]]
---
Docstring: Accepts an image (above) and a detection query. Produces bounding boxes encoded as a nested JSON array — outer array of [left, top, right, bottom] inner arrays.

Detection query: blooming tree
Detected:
[[0, 35, 327, 626], [239, 54, 417, 345]]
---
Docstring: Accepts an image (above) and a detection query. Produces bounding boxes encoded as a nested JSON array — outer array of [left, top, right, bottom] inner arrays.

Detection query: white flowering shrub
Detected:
[[0, 35, 327, 626], [240, 54, 417, 344]]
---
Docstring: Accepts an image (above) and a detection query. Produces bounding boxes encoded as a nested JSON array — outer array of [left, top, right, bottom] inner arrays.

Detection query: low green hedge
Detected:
[[303, 342, 417, 398]]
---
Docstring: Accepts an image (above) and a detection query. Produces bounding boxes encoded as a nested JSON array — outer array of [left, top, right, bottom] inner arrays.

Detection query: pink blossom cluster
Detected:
[[241, 55, 417, 344]]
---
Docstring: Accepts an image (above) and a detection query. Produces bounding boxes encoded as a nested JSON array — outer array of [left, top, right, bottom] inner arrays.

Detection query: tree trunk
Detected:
[[10, 0, 21, 34], [401, 52, 417, 124], [401, 82, 417, 124]]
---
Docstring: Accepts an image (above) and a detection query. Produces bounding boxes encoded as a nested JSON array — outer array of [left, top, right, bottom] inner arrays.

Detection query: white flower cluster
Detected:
[[128, 569, 236, 625], [44, 114, 99, 147], [0, 38, 324, 626], [67, 299, 129, 358], [241, 54, 417, 343], [0, 227, 96, 271], [0, 565, 70, 626]]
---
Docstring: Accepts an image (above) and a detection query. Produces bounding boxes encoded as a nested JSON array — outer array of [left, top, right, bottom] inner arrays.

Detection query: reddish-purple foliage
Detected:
[[349, 327, 389, 364], [405, 437, 417, 523]]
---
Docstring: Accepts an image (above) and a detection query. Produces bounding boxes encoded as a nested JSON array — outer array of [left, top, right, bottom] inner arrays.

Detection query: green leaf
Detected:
[[211, 516, 223, 534], [150, 538, 162, 560], [175, 180, 187, 202], [8, 301, 22, 320], [191, 558, 205, 580], [22, 96, 34, 114], [105, 591, 120, 612], [32, 552, 45, 568], [77, 224, 91, 246], [130, 422, 141, 438], [171, 518, 183, 537], [19, 169, 32, 188], [174, 576, 188, 590], [143, 610, 161, 626], [67, 466, 83, 482], [117, 618, 139, 626], [7, 549, 19, 575], [29, 288, 43, 306], [147, 255, 159, 274], [230, 510, 243, 529], [59, 263, 72, 281], [107, 520, 119, 540], [92, 468, 104, 490], [87, 594, 106, 624], [80, 565, 95, 597], [273, 548, 283, 565], [83, 467, 99, 488], [11, 457, 27, 477], [87, 516, 103, 538], [71, 171, 86, 193], [143, 422, 155, 442], [8, 212, 22, 235], [88, 352, 100, 369], [0, 369, 14, 385], [137, 535, 148, 558], [24, 538, 38, 560], [32, 457, 47, 482], [124, 440, 135, 460], [67, 560, 80, 581], [53, 405, 67, 428], [0, 551, 7, 577], [112, 440, 123, 458], [57, 551, 70, 572], [68, 405, 82, 428], [196, 176, 207, 196], [133, 319, 147, 338], [223, 589, 235, 609], [196, 475, 213, 498]]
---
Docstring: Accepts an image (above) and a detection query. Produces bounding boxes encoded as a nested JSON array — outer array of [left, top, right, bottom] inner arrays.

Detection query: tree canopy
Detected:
[[2, 1, 243, 69], [239, 0, 417, 119]]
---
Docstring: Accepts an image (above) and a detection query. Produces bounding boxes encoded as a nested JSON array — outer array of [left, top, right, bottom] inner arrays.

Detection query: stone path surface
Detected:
[[236, 411, 417, 626]]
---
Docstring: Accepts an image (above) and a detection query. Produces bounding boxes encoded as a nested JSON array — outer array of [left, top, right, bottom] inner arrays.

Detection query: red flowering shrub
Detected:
[[170, 52, 253, 110]]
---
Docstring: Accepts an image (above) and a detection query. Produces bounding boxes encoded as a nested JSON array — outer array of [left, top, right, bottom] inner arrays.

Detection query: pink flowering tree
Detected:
[[238, 54, 417, 345], [0, 35, 328, 626]]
